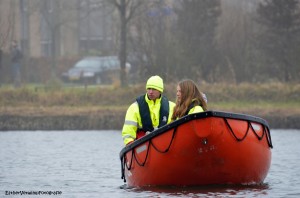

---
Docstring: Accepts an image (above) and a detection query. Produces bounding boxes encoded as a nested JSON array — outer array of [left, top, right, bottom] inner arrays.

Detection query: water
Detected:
[[0, 129, 299, 198]]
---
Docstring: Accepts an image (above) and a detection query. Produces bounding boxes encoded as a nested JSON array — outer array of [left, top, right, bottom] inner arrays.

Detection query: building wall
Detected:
[[1, 0, 115, 58], [0, 0, 21, 52], [60, 5, 79, 57], [28, 0, 41, 57]]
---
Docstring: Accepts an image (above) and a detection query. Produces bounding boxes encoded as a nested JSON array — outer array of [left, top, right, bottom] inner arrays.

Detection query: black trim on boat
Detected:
[[120, 111, 272, 158]]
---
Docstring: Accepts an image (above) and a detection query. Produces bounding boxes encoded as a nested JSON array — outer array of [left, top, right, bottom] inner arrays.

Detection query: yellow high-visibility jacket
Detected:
[[174, 101, 205, 120], [122, 94, 175, 145], [187, 105, 204, 114]]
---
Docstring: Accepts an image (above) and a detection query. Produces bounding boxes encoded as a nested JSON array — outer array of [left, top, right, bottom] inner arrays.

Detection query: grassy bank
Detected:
[[0, 82, 299, 130]]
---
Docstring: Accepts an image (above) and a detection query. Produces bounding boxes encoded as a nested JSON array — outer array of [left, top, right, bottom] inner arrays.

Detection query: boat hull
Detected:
[[120, 111, 272, 187]]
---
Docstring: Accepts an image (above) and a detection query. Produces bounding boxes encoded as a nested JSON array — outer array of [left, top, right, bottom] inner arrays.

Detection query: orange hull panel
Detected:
[[120, 111, 272, 187]]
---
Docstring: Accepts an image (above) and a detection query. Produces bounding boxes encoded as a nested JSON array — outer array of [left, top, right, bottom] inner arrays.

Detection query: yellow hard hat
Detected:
[[146, 75, 164, 93]]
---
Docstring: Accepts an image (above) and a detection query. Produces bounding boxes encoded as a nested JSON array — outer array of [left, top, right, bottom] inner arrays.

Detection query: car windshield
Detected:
[[102, 56, 118, 69], [74, 59, 100, 69]]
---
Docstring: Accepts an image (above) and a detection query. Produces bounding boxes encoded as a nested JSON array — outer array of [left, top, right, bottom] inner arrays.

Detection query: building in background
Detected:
[[0, 0, 116, 58]]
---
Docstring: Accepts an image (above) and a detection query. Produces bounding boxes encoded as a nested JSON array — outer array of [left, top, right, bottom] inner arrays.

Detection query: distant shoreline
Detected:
[[1, 83, 299, 130], [0, 111, 299, 131]]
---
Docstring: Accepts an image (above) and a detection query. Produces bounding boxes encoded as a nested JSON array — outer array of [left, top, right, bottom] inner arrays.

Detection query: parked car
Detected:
[[61, 56, 130, 84]]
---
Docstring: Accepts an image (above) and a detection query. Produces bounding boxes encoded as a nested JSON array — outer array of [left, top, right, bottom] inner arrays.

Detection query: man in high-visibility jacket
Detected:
[[122, 75, 175, 145]]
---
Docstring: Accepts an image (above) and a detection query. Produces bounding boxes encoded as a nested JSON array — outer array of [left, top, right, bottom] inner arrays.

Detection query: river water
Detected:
[[0, 129, 299, 198]]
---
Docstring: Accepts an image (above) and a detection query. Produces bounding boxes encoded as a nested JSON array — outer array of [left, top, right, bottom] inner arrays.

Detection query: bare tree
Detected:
[[256, 0, 300, 82], [39, 0, 102, 80], [109, 0, 143, 87], [127, 0, 175, 81], [0, 6, 13, 50], [217, 0, 258, 83], [174, 0, 221, 82], [0, 0, 15, 84]]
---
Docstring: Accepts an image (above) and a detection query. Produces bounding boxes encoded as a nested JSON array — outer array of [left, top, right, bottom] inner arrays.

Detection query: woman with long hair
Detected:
[[172, 79, 207, 120]]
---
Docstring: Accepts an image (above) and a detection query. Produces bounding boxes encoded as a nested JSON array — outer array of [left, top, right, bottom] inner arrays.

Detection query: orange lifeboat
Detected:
[[119, 111, 273, 187]]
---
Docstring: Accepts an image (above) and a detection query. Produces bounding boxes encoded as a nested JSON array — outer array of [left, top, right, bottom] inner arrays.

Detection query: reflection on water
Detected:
[[0, 129, 300, 197], [122, 183, 270, 197]]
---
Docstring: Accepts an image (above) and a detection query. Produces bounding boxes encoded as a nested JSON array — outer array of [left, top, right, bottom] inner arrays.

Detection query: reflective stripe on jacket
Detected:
[[122, 94, 175, 145]]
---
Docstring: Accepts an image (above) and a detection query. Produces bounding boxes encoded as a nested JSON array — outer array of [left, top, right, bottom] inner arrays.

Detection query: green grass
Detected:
[[0, 82, 299, 111], [210, 101, 299, 109]]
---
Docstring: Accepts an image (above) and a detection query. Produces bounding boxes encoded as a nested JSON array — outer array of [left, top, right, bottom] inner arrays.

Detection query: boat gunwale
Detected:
[[119, 110, 271, 159]]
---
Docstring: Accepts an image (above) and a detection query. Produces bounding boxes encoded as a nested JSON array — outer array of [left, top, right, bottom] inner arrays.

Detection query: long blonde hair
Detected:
[[172, 79, 207, 120]]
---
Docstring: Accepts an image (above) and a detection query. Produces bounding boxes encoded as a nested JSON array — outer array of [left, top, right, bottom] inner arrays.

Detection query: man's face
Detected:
[[147, 88, 161, 100]]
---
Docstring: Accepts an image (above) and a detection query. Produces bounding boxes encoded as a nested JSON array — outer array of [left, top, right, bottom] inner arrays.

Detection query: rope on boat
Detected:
[[264, 125, 273, 148], [224, 118, 273, 148], [250, 122, 265, 140], [150, 126, 177, 153], [121, 127, 177, 182], [224, 118, 250, 141]]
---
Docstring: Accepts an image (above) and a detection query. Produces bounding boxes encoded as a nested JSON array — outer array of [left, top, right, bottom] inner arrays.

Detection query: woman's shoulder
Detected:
[[189, 105, 204, 114]]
